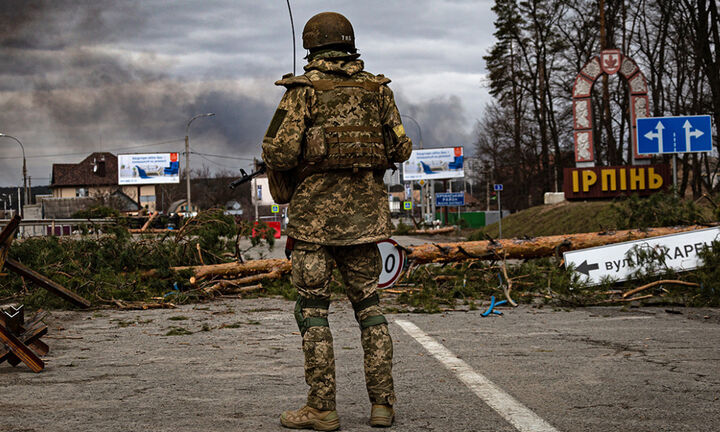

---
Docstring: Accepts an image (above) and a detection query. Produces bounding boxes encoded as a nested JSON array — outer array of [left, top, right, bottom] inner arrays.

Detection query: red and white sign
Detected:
[[601, 49, 621, 75], [377, 239, 405, 288]]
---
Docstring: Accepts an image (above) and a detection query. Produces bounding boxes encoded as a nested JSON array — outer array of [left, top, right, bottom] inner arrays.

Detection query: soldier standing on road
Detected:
[[262, 11, 412, 431]]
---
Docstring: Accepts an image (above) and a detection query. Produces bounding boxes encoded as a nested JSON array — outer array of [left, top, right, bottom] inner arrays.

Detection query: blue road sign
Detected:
[[271, 204, 279, 213], [637, 115, 713, 154], [494, 184, 503, 191], [403, 201, 412, 210], [436, 192, 465, 207]]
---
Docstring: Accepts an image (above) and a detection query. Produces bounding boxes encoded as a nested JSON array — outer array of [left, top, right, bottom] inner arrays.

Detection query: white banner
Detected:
[[118, 153, 180, 185], [564, 227, 720, 285], [402, 147, 464, 181]]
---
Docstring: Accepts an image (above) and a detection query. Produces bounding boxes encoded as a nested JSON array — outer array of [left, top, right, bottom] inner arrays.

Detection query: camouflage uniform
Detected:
[[262, 51, 412, 412]]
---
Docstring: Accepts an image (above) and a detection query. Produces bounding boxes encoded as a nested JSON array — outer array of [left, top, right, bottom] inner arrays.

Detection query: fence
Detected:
[[0, 219, 117, 238]]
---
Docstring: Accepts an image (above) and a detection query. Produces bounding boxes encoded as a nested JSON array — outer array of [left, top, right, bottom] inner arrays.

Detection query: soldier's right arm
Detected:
[[261, 80, 313, 171]]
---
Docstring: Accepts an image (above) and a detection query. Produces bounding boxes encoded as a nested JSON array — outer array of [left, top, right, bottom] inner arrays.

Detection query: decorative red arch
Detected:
[[572, 49, 651, 166]]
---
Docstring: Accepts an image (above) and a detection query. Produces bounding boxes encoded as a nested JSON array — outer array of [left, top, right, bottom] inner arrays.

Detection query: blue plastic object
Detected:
[[481, 295, 507, 317], [164, 282, 180, 298]]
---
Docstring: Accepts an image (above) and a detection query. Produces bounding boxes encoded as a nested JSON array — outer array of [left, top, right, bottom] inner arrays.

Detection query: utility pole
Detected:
[[184, 113, 215, 216], [0, 133, 28, 217]]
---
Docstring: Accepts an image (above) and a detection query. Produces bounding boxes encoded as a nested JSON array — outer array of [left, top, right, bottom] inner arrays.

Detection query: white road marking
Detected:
[[395, 319, 560, 432]]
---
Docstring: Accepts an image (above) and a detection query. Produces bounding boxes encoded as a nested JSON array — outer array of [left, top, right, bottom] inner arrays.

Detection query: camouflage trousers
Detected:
[[291, 240, 395, 411]]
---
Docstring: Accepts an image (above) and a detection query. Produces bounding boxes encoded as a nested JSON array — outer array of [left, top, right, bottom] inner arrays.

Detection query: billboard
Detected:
[[402, 147, 464, 181], [118, 153, 180, 185]]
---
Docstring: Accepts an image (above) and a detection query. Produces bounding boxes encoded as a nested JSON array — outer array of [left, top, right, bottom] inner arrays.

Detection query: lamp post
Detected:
[[0, 133, 28, 217], [184, 112, 215, 216], [402, 115, 429, 222]]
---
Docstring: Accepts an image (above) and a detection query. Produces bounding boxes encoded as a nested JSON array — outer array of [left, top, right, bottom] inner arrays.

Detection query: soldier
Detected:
[[261, 11, 412, 431]]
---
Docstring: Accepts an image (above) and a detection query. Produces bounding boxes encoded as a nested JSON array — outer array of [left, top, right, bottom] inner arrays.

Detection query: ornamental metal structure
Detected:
[[572, 49, 651, 167]]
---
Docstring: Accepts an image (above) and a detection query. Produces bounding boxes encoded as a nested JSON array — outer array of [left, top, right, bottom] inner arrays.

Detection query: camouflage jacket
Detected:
[[262, 54, 412, 245]]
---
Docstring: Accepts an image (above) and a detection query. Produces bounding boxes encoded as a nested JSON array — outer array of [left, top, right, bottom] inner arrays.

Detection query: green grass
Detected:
[[471, 193, 717, 240], [471, 201, 620, 239]]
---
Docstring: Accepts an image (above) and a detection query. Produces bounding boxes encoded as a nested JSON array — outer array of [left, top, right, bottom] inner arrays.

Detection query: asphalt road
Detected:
[[2, 298, 718, 432]]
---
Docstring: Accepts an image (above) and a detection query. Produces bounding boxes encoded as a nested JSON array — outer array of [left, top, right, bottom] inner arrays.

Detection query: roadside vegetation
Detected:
[[2, 192, 719, 312]]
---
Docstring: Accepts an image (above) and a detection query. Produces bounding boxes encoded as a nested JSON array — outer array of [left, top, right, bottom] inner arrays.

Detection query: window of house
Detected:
[[76, 188, 88, 197]]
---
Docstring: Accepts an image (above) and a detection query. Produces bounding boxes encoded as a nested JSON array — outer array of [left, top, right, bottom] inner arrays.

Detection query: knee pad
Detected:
[[294, 296, 330, 336], [352, 293, 388, 329]]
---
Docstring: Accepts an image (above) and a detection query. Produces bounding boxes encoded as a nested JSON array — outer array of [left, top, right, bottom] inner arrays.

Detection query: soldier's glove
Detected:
[[285, 236, 295, 260]]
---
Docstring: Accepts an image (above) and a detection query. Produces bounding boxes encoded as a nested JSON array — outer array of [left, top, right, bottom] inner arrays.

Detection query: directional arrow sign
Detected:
[[642, 121, 665, 153], [637, 115, 713, 154], [575, 260, 600, 276], [564, 227, 720, 285]]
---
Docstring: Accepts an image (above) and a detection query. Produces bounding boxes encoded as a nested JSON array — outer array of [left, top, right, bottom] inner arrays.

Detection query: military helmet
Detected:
[[302, 12, 355, 52]]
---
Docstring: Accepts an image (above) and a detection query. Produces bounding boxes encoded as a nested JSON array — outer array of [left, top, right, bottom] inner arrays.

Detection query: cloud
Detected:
[[0, 0, 495, 185]]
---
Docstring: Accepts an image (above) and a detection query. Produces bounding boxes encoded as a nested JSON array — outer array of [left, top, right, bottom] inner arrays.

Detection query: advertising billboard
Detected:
[[402, 147, 464, 181], [118, 153, 180, 185]]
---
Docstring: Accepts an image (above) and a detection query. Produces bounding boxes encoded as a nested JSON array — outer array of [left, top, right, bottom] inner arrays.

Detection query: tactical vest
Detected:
[[303, 75, 390, 170]]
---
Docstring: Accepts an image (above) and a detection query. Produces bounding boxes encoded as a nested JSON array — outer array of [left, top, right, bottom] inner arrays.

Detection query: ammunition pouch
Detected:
[[304, 125, 388, 171], [294, 296, 330, 336], [351, 293, 388, 329], [267, 167, 297, 205]]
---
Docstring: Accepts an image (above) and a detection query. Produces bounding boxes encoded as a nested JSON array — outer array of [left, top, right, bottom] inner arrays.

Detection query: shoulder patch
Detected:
[[265, 108, 287, 138], [275, 75, 313, 88]]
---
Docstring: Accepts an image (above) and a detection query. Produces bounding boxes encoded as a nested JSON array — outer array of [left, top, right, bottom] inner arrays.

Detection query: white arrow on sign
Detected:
[[683, 120, 704, 150], [644, 120, 665, 151]]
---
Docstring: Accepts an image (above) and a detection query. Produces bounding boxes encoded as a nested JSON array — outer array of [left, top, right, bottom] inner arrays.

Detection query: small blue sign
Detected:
[[436, 192, 465, 207], [494, 184, 503, 191], [403, 201, 412, 210], [271, 204, 279, 213], [637, 115, 713, 154]]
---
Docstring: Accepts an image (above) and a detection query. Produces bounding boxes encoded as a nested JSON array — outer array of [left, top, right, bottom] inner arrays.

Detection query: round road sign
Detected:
[[377, 239, 406, 289]]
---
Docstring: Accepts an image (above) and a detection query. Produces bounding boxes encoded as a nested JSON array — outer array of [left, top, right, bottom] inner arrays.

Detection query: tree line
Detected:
[[476, 0, 720, 209]]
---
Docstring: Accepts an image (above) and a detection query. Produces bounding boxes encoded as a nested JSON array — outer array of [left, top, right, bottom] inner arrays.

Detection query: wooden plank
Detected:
[[0, 323, 47, 363], [0, 215, 21, 246], [0, 323, 44, 372], [4, 259, 91, 308], [0, 215, 20, 272]]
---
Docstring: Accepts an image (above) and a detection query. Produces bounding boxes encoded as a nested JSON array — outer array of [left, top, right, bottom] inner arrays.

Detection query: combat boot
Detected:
[[280, 405, 340, 431], [369, 404, 394, 427]]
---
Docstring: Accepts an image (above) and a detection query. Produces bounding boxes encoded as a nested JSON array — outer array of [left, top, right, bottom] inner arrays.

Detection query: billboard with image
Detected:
[[118, 153, 180, 185], [402, 147, 464, 181]]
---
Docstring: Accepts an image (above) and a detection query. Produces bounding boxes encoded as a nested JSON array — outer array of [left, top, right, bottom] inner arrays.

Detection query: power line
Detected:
[[189, 151, 256, 161], [0, 138, 184, 160]]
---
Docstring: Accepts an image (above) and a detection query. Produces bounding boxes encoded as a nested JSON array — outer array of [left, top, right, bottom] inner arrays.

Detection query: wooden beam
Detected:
[[4, 259, 91, 308], [0, 323, 44, 372], [0, 215, 21, 246]]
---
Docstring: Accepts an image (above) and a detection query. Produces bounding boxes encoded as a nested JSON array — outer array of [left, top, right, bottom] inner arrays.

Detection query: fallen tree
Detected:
[[406, 225, 716, 264], [167, 225, 716, 283]]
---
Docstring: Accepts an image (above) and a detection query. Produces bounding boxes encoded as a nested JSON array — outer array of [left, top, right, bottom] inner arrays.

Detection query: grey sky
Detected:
[[0, 0, 495, 187]]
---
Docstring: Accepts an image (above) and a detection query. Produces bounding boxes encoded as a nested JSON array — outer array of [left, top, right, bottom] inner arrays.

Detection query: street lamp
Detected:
[[184, 112, 215, 216], [0, 133, 28, 217], [401, 114, 424, 149], [401, 115, 430, 221]]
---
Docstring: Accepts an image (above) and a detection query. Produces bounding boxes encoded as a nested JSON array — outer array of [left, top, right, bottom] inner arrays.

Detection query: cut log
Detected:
[[406, 225, 715, 264], [173, 258, 291, 282], [204, 270, 283, 295], [140, 211, 159, 232], [408, 227, 455, 235]]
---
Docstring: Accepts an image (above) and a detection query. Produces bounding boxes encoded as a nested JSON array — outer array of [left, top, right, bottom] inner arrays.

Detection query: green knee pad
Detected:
[[352, 293, 388, 329], [294, 296, 330, 336]]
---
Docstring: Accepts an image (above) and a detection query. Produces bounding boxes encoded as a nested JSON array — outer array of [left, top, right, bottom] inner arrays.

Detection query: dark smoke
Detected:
[[0, 1, 276, 185]]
